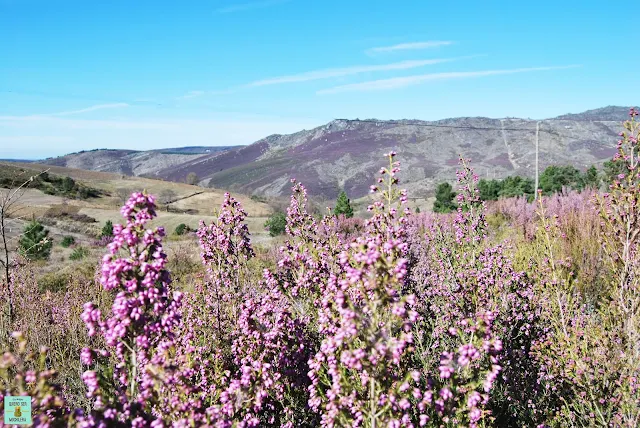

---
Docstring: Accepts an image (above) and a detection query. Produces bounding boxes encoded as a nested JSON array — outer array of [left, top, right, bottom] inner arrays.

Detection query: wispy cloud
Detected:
[[214, 0, 291, 14], [178, 90, 205, 100], [133, 97, 159, 103], [47, 103, 129, 116], [367, 41, 454, 55], [246, 57, 472, 87], [317, 65, 582, 95]]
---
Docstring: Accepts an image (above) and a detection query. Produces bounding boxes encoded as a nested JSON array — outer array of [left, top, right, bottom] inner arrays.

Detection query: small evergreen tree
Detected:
[[101, 220, 114, 238], [18, 220, 52, 260], [433, 182, 457, 213], [334, 190, 354, 218], [264, 212, 287, 237]]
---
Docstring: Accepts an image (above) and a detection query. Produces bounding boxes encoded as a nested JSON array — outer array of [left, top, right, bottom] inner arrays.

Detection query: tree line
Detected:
[[434, 160, 623, 213]]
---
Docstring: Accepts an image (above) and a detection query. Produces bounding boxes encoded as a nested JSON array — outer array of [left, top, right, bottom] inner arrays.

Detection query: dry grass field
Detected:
[[0, 162, 275, 266]]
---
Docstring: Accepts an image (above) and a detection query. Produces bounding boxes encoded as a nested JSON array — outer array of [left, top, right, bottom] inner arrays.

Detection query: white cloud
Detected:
[[177, 90, 205, 100], [246, 58, 467, 87], [366, 41, 454, 55], [317, 65, 582, 94], [214, 0, 291, 14], [38, 103, 130, 117]]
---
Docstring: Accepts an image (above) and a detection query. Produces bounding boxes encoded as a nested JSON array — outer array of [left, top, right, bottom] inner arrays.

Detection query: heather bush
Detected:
[[38, 271, 72, 293], [194, 192, 255, 345], [79, 192, 184, 425], [523, 109, 640, 427], [0, 332, 71, 426], [331, 214, 365, 241], [1, 259, 105, 410], [408, 157, 543, 426]]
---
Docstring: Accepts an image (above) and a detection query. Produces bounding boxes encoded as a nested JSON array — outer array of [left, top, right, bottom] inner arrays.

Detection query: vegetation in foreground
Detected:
[[0, 110, 639, 427]]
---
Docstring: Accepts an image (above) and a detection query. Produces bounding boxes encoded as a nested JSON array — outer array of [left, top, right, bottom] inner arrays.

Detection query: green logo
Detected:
[[4, 396, 32, 425]]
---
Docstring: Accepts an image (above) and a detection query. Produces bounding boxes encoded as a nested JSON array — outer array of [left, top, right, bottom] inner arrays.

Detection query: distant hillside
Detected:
[[151, 146, 243, 155], [153, 106, 631, 199], [0, 162, 105, 199], [553, 105, 638, 121], [43, 146, 238, 178], [44, 106, 635, 199]]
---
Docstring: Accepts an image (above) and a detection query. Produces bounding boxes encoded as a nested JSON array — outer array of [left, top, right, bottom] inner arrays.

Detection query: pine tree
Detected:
[[18, 220, 52, 260], [433, 182, 457, 213], [334, 190, 354, 218]]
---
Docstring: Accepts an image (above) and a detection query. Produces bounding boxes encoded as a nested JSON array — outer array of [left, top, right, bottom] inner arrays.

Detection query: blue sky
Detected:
[[0, 0, 637, 159]]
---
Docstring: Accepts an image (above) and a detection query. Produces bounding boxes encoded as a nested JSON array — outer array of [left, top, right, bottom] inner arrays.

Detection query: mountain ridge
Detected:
[[42, 106, 636, 199]]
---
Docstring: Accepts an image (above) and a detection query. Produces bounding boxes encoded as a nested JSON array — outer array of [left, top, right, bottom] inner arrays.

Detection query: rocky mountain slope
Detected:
[[43, 106, 636, 199], [43, 146, 237, 178]]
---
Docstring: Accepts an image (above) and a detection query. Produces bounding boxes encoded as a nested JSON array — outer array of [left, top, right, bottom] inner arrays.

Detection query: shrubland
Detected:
[[0, 110, 639, 427]]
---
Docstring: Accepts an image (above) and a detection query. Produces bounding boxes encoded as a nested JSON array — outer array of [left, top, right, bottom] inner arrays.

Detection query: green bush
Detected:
[[264, 212, 287, 237], [101, 220, 114, 238], [174, 223, 190, 236], [60, 236, 76, 248], [69, 246, 90, 261], [61, 176, 75, 192]]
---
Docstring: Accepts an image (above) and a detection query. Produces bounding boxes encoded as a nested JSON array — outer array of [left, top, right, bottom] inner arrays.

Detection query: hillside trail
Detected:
[[500, 119, 520, 170], [166, 191, 205, 205]]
